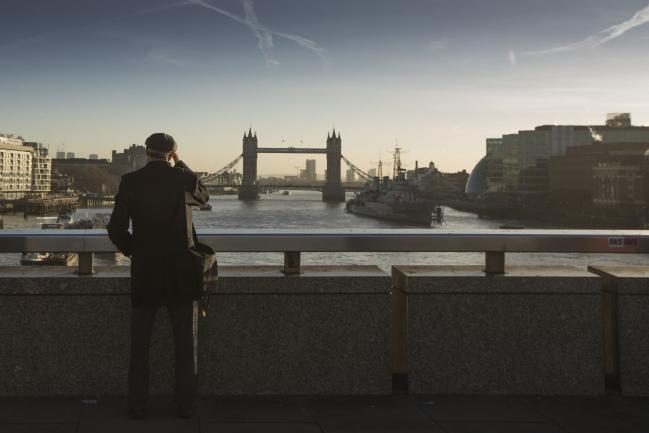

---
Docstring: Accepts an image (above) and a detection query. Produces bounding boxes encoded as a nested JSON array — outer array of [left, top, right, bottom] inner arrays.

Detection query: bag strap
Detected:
[[191, 223, 199, 245]]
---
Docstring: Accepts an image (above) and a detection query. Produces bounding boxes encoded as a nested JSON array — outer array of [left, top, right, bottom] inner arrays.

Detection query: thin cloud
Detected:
[[508, 49, 517, 65], [428, 38, 450, 53], [524, 3, 649, 56], [188, 0, 327, 65], [146, 48, 184, 66]]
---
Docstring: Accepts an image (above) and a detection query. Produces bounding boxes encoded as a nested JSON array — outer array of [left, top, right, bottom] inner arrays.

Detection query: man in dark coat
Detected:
[[107, 133, 209, 419]]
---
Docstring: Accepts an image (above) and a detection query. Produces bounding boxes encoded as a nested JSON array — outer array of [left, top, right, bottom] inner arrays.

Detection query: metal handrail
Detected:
[[1, 229, 648, 253]]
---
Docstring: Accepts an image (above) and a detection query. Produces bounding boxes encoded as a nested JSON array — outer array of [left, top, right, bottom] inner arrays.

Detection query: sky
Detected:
[[2, 0, 649, 175]]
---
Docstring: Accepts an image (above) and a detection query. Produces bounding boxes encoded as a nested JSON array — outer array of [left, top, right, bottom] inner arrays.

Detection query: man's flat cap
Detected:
[[145, 133, 177, 153]]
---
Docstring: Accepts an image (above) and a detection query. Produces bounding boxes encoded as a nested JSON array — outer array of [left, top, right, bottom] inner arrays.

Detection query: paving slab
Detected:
[[77, 397, 198, 433], [0, 397, 81, 423], [201, 423, 322, 433], [438, 421, 565, 433], [418, 396, 545, 422], [306, 396, 440, 432], [0, 424, 77, 433], [525, 396, 649, 433], [2, 395, 649, 433], [199, 397, 313, 422]]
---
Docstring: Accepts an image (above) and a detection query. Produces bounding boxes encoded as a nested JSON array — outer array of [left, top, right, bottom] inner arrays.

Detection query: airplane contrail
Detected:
[[188, 0, 327, 64], [241, 0, 278, 66], [524, 3, 649, 56], [2, 0, 326, 67]]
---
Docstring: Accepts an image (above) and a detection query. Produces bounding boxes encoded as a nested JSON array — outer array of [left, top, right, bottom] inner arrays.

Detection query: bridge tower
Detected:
[[322, 129, 345, 202], [238, 128, 260, 200]]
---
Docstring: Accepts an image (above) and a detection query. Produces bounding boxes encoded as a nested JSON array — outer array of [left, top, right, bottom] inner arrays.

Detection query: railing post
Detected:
[[391, 267, 409, 394], [601, 279, 620, 390], [76, 252, 95, 275], [587, 265, 621, 391], [485, 251, 505, 275], [283, 251, 301, 275]]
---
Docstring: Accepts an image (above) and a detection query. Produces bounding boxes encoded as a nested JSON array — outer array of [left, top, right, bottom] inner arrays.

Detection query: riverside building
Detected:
[[484, 113, 649, 207], [0, 134, 33, 199], [549, 142, 649, 211], [305, 159, 317, 182], [111, 144, 146, 175], [1, 135, 54, 199], [24, 142, 52, 196]]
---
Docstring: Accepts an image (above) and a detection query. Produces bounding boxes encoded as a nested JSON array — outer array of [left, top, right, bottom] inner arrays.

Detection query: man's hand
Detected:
[[170, 152, 180, 165]]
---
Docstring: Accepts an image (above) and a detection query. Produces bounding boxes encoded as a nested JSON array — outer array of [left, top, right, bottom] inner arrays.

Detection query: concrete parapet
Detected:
[[392, 265, 604, 395], [588, 266, 649, 396], [200, 266, 391, 395], [0, 266, 391, 396]]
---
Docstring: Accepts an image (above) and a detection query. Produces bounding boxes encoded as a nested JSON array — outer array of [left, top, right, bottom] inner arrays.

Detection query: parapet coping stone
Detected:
[[588, 265, 649, 295], [392, 265, 600, 294], [0, 265, 390, 295]]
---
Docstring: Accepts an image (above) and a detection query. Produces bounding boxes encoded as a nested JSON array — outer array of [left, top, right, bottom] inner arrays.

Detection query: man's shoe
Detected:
[[177, 406, 196, 419], [128, 406, 147, 420]]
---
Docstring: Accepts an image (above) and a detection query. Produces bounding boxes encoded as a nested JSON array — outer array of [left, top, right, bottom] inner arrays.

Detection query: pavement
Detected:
[[1, 394, 649, 433]]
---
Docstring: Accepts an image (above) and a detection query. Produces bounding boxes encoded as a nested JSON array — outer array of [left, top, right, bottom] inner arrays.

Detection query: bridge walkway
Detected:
[[3, 394, 649, 432]]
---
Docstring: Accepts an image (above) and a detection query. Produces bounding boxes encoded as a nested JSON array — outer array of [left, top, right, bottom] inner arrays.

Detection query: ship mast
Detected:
[[392, 146, 403, 180]]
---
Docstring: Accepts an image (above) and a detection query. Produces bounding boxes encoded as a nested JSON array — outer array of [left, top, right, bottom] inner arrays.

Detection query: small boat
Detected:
[[92, 213, 111, 228], [20, 252, 51, 265], [20, 222, 76, 266], [41, 222, 64, 229], [199, 204, 212, 211], [282, 191, 290, 196], [57, 213, 74, 226], [65, 219, 93, 229]]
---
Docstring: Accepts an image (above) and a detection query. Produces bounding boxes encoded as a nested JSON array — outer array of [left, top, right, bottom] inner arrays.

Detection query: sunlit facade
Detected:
[[0, 136, 33, 200]]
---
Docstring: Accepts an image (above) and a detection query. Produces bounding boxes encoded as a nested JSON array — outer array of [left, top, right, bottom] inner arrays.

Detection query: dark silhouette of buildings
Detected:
[[111, 144, 146, 175]]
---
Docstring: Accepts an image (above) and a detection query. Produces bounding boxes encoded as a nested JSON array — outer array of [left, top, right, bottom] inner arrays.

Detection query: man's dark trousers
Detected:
[[128, 301, 196, 411]]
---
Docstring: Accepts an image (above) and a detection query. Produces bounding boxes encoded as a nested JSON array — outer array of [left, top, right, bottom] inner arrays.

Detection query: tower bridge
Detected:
[[204, 129, 370, 202]]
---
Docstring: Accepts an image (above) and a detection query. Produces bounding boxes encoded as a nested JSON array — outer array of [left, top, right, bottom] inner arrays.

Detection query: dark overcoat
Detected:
[[107, 159, 209, 307]]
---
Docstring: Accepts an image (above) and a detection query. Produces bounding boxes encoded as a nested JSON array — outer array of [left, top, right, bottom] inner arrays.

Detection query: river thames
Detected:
[[1, 190, 646, 269]]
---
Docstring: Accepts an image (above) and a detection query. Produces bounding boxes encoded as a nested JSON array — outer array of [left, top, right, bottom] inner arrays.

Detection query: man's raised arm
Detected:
[[174, 157, 209, 207]]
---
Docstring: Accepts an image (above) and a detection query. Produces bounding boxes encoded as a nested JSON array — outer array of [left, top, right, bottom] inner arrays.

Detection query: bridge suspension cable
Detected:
[[202, 153, 243, 183], [341, 155, 373, 182]]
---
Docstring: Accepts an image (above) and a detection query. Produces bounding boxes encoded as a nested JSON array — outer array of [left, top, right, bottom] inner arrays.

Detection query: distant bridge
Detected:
[[201, 129, 373, 202], [207, 183, 366, 192]]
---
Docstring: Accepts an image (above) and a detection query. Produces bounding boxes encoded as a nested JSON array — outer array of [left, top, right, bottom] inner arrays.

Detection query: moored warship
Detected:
[[345, 161, 443, 226]]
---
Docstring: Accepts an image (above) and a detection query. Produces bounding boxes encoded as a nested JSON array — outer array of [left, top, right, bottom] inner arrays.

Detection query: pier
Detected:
[[78, 193, 115, 208], [0, 195, 78, 215]]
